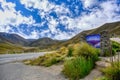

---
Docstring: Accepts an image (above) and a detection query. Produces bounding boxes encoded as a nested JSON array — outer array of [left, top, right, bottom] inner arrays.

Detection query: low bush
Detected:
[[102, 62, 120, 80], [67, 46, 74, 57], [25, 42, 99, 68], [95, 77, 109, 80], [25, 52, 66, 67], [112, 41, 120, 55], [42, 57, 60, 67], [63, 57, 94, 80], [73, 42, 99, 62]]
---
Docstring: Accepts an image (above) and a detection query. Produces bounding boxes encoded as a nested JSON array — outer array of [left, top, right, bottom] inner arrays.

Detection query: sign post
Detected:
[[100, 30, 112, 56], [86, 34, 101, 48], [85, 31, 112, 57]]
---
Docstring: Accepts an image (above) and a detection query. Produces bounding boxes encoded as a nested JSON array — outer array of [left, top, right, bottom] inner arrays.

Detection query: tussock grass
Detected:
[[102, 62, 120, 80], [73, 42, 99, 59], [95, 77, 109, 80], [0, 43, 24, 54], [63, 57, 94, 80], [112, 41, 120, 55], [25, 42, 100, 80], [25, 49, 67, 67]]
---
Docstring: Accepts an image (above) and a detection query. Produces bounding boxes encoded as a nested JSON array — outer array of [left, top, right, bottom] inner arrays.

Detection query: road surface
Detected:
[[0, 52, 51, 64], [0, 52, 67, 80]]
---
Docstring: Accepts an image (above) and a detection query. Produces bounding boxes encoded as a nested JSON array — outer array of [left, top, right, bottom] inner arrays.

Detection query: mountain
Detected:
[[0, 42, 25, 54], [0, 32, 29, 46], [29, 37, 63, 49], [27, 39, 37, 42], [56, 21, 120, 48], [0, 21, 120, 50]]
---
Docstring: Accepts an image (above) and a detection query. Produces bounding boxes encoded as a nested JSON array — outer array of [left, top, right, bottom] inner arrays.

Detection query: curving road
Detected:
[[0, 52, 51, 64], [0, 52, 67, 80]]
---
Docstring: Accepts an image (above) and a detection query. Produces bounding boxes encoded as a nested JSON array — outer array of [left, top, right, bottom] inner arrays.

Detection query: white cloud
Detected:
[[81, 0, 98, 9], [0, 25, 11, 33], [20, 0, 120, 40], [0, 0, 35, 31], [29, 30, 39, 39], [60, 0, 120, 30], [20, 0, 55, 12], [0, 0, 120, 40], [47, 16, 59, 34], [53, 29, 76, 40]]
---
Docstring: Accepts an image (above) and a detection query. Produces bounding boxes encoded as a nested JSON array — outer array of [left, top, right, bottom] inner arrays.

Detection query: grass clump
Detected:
[[102, 62, 120, 80], [95, 77, 109, 80], [63, 57, 94, 80], [0, 43, 24, 54], [25, 51, 66, 67], [112, 41, 120, 55], [67, 46, 74, 57], [73, 42, 99, 62], [42, 57, 59, 67], [25, 42, 99, 69]]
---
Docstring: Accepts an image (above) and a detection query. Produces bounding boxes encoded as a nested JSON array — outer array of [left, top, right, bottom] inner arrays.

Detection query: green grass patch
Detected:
[[73, 42, 99, 62], [102, 62, 120, 80], [25, 42, 99, 67], [95, 77, 109, 80], [0, 43, 24, 54], [112, 41, 120, 55], [25, 52, 66, 67], [63, 57, 94, 80]]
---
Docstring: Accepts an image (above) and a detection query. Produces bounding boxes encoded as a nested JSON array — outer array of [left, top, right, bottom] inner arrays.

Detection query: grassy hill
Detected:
[[29, 37, 63, 49], [0, 21, 120, 53], [53, 21, 120, 48], [0, 42, 25, 54], [0, 32, 29, 46], [0, 42, 41, 54]]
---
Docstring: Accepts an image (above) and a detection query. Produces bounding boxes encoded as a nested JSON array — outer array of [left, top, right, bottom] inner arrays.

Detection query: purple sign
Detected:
[[86, 34, 100, 48]]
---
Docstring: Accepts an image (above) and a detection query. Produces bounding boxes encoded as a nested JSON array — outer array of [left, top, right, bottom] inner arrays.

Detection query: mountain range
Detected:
[[0, 21, 120, 53]]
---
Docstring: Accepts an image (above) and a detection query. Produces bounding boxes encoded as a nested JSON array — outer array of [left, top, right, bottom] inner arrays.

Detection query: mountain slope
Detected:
[[0, 42, 24, 54], [0, 21, 120, 50], [0, 32, 29, 46], [57, 21, 120, 48], [29, 37, 62, 49]]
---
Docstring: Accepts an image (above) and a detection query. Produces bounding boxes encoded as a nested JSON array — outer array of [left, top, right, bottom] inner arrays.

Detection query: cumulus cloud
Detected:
[[53, 30, 76, 40], [58, 0, 120, 31], [81, 0, 98, 9], [0, 0, 35, 32], [0, 0, 120, 40]]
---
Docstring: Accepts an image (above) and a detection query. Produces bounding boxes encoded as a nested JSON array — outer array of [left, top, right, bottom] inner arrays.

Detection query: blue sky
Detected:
[[0, 0, 120, 40]]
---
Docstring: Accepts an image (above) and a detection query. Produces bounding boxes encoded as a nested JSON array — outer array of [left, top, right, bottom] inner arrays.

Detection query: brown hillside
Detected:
[[57, 21, 120, 48]]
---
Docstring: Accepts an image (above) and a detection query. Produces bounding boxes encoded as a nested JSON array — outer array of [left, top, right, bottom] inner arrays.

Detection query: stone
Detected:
[[96, 61, 111, 69]]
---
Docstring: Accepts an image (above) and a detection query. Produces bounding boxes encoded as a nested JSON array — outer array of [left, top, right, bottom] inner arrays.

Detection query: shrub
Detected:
[[67, 47, 74, 57], [25, 52, 65, 67], [58, 47, 68, 55], [95, 77, 109, 80], [73, 42, 99, 62], [102, 62, 120, 80], [63, 57, 94, 80], [42, 57, 59, 67], [112, 41, 120, 55], [25, 42, 99, 67]]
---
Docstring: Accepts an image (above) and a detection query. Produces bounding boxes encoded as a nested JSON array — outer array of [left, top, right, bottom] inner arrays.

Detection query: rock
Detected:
[[96, 61, 111, 69]]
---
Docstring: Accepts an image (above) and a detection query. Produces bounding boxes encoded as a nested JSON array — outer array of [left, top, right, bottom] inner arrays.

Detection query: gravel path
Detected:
[[80, 69, 103, 80], [0, 52, 52, 64], [0, 62, 67, 80]]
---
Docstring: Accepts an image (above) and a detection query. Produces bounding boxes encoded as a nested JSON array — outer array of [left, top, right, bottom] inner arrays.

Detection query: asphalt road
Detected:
[[0, 62, 66, 80], [0, 52, 66, 80], [0, 52, 50, 64]]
